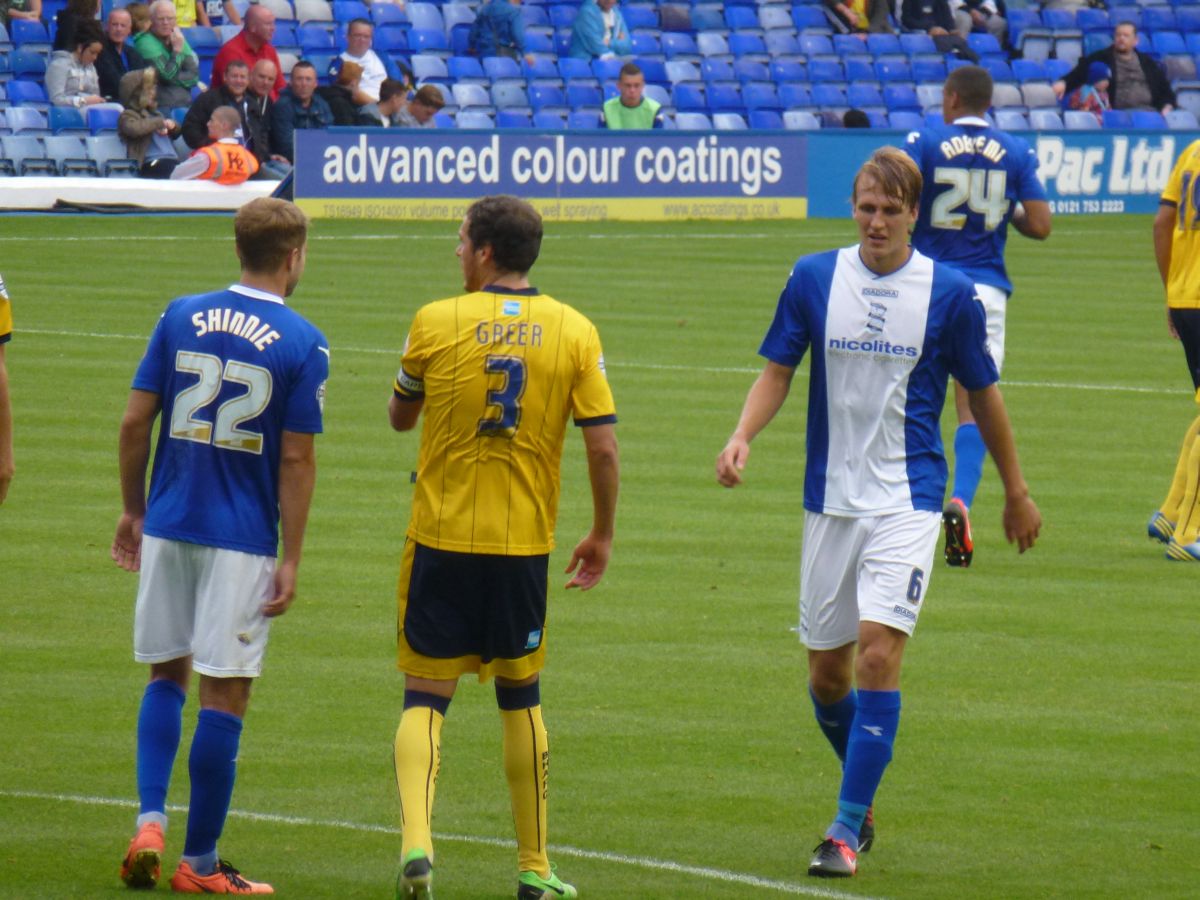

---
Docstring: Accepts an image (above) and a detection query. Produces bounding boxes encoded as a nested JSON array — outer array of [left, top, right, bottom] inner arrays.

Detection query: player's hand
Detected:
[[1167, 305, 1180, 340], [715, 437, 750, 487], [1002, 493, 1041, 554], [111, 513, 144, 572], [565, 531, 611, 590], [263, 559, 298, 617]]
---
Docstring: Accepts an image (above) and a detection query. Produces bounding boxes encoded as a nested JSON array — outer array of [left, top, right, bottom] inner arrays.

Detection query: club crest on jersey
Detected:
[[866, 301, 887, 334], [503, 300, 522, 316]]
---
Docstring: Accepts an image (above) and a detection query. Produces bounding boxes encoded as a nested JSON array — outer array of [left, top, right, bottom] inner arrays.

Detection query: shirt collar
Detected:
[[230, 284, 285, 305]]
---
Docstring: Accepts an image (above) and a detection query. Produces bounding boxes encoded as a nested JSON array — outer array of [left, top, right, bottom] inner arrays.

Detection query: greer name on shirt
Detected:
[[192, 308, 282, 351], [476, 320, 543, 347]]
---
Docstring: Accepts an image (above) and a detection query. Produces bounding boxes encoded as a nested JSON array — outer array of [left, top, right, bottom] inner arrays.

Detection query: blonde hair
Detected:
[[234, 199, 309, 273], [852, 146, 923, 212]]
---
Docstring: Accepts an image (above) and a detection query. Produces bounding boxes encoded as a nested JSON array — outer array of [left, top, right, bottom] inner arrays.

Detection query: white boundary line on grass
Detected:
[[0, 788, 880, 899], [20, 327, 1182, 396]]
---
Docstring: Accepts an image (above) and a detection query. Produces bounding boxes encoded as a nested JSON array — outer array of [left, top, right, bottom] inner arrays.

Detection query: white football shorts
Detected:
[[974, 283, 1009, 373], [134, 535, 276, 677], [798, 509, 942, 649]]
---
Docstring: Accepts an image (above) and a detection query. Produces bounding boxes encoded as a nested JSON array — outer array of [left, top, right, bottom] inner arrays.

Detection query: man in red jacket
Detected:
[[210, 4, 285, 99]]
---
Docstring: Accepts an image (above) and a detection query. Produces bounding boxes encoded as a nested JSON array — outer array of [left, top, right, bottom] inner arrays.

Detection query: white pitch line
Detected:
[[19, 327, 1181, 396], [0, 788, 879, 899]]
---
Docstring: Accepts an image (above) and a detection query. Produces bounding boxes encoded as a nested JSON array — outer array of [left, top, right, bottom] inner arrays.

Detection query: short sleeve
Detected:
[[759, 269, 812, 368], [943, 289, 999, 391], [394, 310, 427, 401], [283, 335, 329, 434], [1161, 141, 1199, 207], [131, 306, 171, 394], [571, 324, 617, 427], [1013, 138, 1048, 203]]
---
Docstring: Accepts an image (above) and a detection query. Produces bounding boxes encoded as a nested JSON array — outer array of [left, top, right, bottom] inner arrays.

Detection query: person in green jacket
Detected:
[[133, 0, 199, 110], [602, 62, 662, 129]]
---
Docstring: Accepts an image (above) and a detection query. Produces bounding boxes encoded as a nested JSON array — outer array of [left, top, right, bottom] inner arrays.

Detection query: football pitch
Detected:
[[1, 212, 1197, 898]]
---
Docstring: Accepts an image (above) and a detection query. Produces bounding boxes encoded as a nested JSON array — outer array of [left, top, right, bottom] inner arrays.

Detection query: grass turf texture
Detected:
[[0, 214, 1197, 899]]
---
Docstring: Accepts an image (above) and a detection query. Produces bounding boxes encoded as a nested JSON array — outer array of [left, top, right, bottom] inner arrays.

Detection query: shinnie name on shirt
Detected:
[[191, 308, 281, 351]]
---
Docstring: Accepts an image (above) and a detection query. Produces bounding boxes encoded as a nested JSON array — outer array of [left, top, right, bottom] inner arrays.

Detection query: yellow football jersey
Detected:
[[0, 282, 12, 344], [394, 287, 616, 555], [1161, 138, 1200, 309]]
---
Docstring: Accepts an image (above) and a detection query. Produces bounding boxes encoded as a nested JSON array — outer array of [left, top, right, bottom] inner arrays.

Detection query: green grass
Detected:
[[1, 213, 1198, 898]]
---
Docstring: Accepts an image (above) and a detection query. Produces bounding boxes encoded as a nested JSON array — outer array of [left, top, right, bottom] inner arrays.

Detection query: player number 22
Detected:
[[931, 167, 1009, 232], [170, 351, 273, 454], [477, 355, 526, 438]]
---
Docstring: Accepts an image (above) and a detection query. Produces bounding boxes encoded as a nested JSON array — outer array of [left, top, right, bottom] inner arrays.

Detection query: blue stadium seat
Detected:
[[491, 83, 530, 110], [296, 24, 335, 53], [523, 56, 561, 85], [742, 81, 780, 111], [706, 82, 742, 112], [532, 110, 566, 129], [548, 5, 577, 30], [1153, 32, 1187, 56], [811, 83, 847, 109], [764, 31, 801, 58], [1144, 7, 1178, 34], [9, 20, 50, 51], [733, 59, 769, 84], [748, 108, 783, 128], [882, 83, 920, 113], [659, 4, 692, 33], [412, 54, 449, 84], [8, 80, 48, 110], [782, 109, 821, 129], [558, 57, 593, 81], [770, 60, 807, 83], [874, 58, 912, 82], [1064, 110, 1101, 130], [4, 106, 48, 135], [1108, 7, 1141, 32], [84, 133, 137, 176], [995, 109, 1029, 131], [808, 58, 843, 83], [528, 83, 567, 111], [624, 5, 659, 31], [407, 3, 445, 32], [1179, 8, 1200, 36], [673, 111, 712, 129], [662, 32, 700, 60], [916, 83, 943, 110], [790, 6, 828, 32], [592, 57, 624, 82], [690, 5, 726, 34], [778, 82, 813, 109], [729, 33, 769, 62], [758, 5, 792, 32], [1011, 59, 1047, 84], [911, 55, 945, 84], [1101, 109, 1132, 129], [888, 110, 923, 131], [1131, 110, 1167, 129], [866, 34, 902, 57], [842, 55, 874, 83], [983, 59, 1016, 83], [496, 109, 531, 128], [1075, 8, 1110, 34], [452, 82, 491, 109], [898, 33, 936, 56], [44, 133, 97, 175], [332, 0, 370, 23], [566, 109, 602, 129], [182, 26, 222, 57], [1, 135, 55, 174], [637, 57, 668, 85], [456, 110, 495, 128], [408, 28, 448, 56], [665, 59, 700, 85], [799, 34, 834, 57], [442, 4, 477, 36], [484, 56, 525, 83], [697, 31, 731, 60], [49, 105, 87, 135], [524, 31, 554, 54], [1167, 109, 1200, 130], [566, 83, 603, 108], [713, 111, 748, 130], [448, 56, 487, 84], [672, 82, 706, 111], [832, 34, 863, 57], [522, 5, 551, 29], [847, 83, 884, 109], [11, 50, 47, 81], [1029, 108, 1064, 130], [370, 4, 410, 28], [1040, 9, 1076, 31]]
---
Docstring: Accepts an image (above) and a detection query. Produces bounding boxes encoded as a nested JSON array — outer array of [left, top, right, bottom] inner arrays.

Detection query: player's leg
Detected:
[[394, 674, 454, 899], [124, 537, 196, 888], [1158, 310, 1200, 550], [170, 547, 275, 894]]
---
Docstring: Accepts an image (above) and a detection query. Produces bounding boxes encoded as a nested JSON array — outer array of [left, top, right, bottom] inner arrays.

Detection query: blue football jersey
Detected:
[[905, 116, 1047, 294], [760, 246, 997, 516], [133, 285, 329, 556]]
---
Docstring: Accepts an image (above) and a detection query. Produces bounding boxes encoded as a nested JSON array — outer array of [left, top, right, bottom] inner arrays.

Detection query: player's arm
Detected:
[[0, 343, 12, 505], [966, 384, 1041, 553], [1011, 199, 1052, 241], [112, 388, 162, 571], [264, 430, 317, 617], [389, 393, 423, 431], [565, 423, 619, 590], [715, 360, 796, 487], [1155, 201, 1180, 339]]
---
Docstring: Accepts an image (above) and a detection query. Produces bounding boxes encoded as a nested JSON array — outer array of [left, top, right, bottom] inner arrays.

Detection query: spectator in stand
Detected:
[[392, 83, 445, 127], [270, 60, 334, 163], [1, 0, 42, 26], [211, 3, 286, 99], [133, 0, 200, 110], [248, 59, 291, 178], [359, 77, 408, 126], [46, 19, 107, 108], [1054, 22, 1175, 114], [128, 2, 152, 35], [468, 0, 534, 66], [824, 0, 893, 36], [1064, 61, 1111, 124], [52, 0, 101, 53], [602, 62, 662, 129], [901, 0, 979, 61], [568, 0, 632, 60], [181, 0, 243, 29], [319, 59, 372, 125], [97, 8, 147, 101], [118, 66, 181, 178], [0, 274, 11, 506], [843, 108, 871, 127], [181, 60, 259, 152], [172, 106, 261, 182], [950, 0, 1006, 47], [339, 18, 390, 104]]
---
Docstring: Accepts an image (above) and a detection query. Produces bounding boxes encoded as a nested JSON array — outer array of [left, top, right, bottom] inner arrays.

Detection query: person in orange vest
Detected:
[[170, 106, 260, 184]]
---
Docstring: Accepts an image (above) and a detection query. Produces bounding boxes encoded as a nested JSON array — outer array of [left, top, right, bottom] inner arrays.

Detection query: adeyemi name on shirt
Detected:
[[192, 308, 282, 351], [939, 135, 1007, 164]]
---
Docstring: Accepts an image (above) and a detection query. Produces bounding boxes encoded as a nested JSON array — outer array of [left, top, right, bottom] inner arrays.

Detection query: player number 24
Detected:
[[170, 351, 273, 455], [931, 167, 1009, 232]]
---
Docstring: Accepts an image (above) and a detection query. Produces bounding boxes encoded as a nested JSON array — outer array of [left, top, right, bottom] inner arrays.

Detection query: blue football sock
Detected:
[[828, 689, 902, 850], [952, 423, 987, 509], [136, 679, 186, 818], [809, 686, 857, 763], [183, 709, 243, 865]]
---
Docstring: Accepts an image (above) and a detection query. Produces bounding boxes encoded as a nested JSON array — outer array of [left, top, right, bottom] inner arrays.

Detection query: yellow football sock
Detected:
[[1161, 414, 1200, 522], [1174, 426, 1200, 544], [501, 705, 550, 876], [394, 706, 444, 861]]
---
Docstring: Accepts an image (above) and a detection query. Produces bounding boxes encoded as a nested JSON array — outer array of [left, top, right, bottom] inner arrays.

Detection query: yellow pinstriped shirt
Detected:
[[394, 286, 616, 556], [0, 286, 12, 344], [1161, 139, 1200, 309]]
